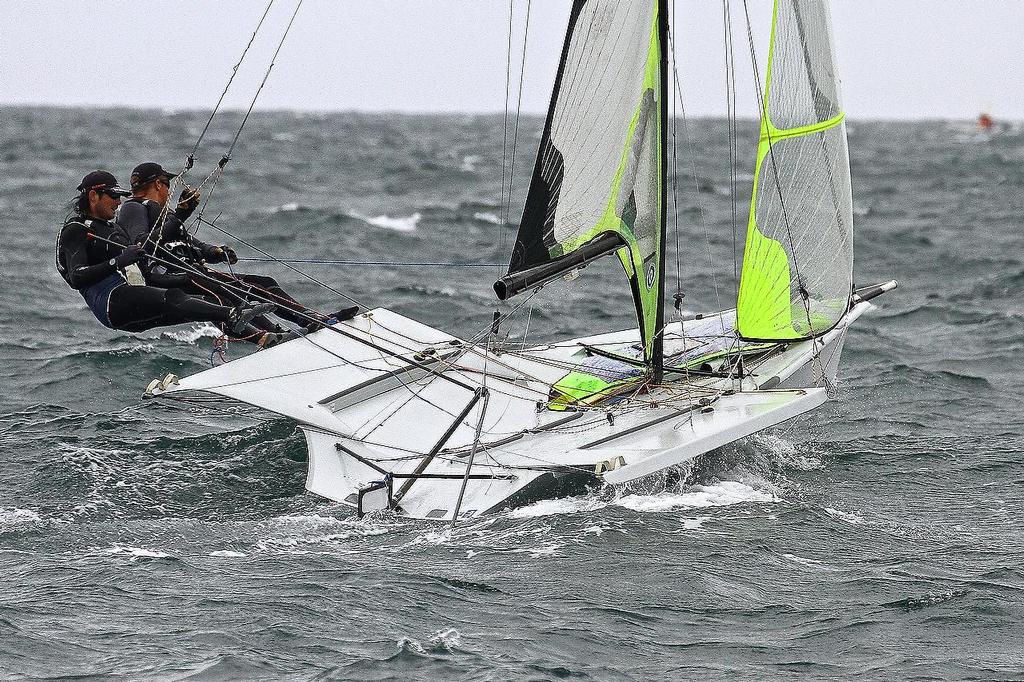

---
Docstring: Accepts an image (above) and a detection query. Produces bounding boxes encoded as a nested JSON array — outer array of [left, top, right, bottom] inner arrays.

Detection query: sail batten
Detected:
[[737, 0, 853, 341], [498, 0, 665, 367]]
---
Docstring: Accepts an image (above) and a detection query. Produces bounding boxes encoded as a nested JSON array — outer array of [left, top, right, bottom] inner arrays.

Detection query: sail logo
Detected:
[[646, 262, 656, 289]]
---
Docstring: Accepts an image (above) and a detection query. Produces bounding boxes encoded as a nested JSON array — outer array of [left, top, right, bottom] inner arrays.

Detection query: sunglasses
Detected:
[[90, 187, 126, 200], [156, 177, 171, 188]]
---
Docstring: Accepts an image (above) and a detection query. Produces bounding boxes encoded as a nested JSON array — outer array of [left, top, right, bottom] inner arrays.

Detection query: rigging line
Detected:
[[502, 0, 532, 238], [189, 0, 276, 164], [741, 1, 815, 335], [226, 0, 303, 161], [190, 0, 305, 235], [741, 2, 832, 386], [498, 0, 515, 274], [233, 257, 504, 267], [669, 3, 682, 306], [196, 216, 365, 308], [667, 30, 722, 316], [353, 290, 544, 433], [724, 0, 740, 300], [666, 0, 696, 412]]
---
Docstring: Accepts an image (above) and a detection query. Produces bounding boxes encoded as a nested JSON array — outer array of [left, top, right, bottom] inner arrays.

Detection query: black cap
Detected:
[[130, 162, 178, 189], [76, 170, 131, 196]]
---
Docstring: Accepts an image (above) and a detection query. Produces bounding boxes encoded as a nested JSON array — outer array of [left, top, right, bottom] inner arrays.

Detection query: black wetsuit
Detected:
[[117, 198, 318, 330], [55, 214, 239, 332]]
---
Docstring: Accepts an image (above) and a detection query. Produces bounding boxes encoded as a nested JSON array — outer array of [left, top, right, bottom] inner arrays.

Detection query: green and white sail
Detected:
[[736, 0, 853, 341], [498, 0, 665, 366]]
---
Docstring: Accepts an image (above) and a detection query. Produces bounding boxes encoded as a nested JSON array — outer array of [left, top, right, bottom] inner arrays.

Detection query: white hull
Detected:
[[154, 301, 868, 520]]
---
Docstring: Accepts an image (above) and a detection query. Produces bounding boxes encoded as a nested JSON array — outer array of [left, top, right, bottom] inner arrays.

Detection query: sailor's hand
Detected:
[[222, 246, 238, 265], [114, 244, 145, 268], [176, 185, 201, 216]]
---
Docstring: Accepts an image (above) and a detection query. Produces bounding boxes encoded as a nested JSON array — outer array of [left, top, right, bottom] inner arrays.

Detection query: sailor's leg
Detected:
[[107, 286, 273, 342], [107, 285, 185, 332], [229, 273, 319, 327], [161, 288, 234, 325]]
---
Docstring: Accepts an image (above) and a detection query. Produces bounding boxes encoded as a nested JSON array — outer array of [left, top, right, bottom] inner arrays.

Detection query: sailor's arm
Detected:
[[58, 223, 117, 289], [115, 200, 151, 244]]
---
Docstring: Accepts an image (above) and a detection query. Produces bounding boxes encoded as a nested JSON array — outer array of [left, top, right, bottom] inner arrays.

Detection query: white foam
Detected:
[[365, 212, 420, 232], [783, 553, 824, 568], [209, 550, 247, 558], [277, 202, 301, 212], [616, 481, 778, 512], [164, 323, 222, 344], [460, 155, 481, 172], [103, 545, 172, 560], [680, 516, 711, 530], [397, 637, 425, 654], [0, 508, 42, 525], [430, 628, 462, 651], [510, 542, 562, 558], [825, 507, 865, 525], [473, 211, 502, 225], [507, 497, 605, 519], [111, 343, 155, 355]]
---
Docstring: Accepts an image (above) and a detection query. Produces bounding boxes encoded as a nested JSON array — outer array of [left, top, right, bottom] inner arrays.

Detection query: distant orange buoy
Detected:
[[978, 113, 994, 130]]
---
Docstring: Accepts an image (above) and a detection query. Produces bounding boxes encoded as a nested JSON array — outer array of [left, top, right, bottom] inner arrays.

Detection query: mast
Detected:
[[652, 0, 668, 384]]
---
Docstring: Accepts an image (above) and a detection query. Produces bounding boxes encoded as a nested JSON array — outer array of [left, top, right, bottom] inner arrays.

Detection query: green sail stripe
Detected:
[[764, 111, 845, 141], [553, 4, 662, 361], [736, 0, 852, 341]]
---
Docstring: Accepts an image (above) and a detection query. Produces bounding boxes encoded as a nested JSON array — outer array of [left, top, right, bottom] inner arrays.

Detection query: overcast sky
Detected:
[[2, 1, 1021, 120]]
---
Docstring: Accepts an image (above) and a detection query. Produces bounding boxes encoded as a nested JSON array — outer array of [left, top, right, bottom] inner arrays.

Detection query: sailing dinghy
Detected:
[[150, 0, 897, 521]]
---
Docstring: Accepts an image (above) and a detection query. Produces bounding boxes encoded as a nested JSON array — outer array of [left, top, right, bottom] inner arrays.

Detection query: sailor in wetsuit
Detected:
[[117, 162, 358, 341], [55, 170, 274, 338]]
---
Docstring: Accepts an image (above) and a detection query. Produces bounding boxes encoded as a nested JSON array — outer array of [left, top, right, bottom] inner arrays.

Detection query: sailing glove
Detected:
[[113, 244, 145, 268], [176, 186, 201, 218], [201, 244, 234, 264]]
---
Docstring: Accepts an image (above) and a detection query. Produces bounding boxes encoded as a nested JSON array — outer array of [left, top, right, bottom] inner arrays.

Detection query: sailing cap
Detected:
[[76, 170, 130, 196], [130, 162, 178, 189]]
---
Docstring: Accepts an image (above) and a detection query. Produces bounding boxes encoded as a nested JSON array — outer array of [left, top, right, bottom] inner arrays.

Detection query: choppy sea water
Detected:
[[1, 106, 1023, 680]]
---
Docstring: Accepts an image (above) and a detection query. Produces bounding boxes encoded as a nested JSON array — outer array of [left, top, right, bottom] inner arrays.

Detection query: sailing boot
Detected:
[[304, 306, 360, 333], [229, 302, 277, 335]]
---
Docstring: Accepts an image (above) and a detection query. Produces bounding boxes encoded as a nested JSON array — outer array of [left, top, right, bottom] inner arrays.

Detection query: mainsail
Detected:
[[495, 0, 667, 372], [736, 0, 854, 341]]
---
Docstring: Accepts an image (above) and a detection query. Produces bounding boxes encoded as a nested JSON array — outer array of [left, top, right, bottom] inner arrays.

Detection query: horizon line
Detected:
[[0, 101, 1012, 124]]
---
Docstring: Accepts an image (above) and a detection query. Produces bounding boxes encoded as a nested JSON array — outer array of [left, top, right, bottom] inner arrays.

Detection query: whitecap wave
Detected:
[[616, 481, 777, 512], [164, 323, 222, 344], [429, 627, 462, 651], [782, 552, 824, 568], [103, 544, 173, 561], [510, 541, 562, 558], [680, 516, 711, 530], [397, 636, 426, 654], [0, 507, 42, 525], [825, 507, 865, 524], [209, 550, 247, 558], [473, 211, 502, 225], [507, 497, 605, 519], [364, 212, 421, 232]]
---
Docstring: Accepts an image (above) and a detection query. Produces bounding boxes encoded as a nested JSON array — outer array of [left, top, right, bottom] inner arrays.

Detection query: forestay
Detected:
[[502, 0, 665, 365], [736, 0, 853, 340]]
